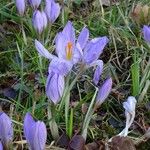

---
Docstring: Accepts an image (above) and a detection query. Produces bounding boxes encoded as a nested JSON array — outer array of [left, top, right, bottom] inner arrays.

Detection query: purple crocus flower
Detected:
[[46, 57, 73, 103], [76, 28, 109, 85], [32, 10, 48, 34], [24, 113, 47, 150], [45, 0, 60, 23], [92, 60, 103, 85], [41, 11, 48, 29], [16, 0, 25, 16], [142, 25, 150, 44], [95, 78, 112, 107], [35, 21, 83, 71], [29, 0, 41, 9], [0, 141, 3, 150], [0, 112, 13, 148], [46, 71, 64, 104], [35, 21, 86, 65]]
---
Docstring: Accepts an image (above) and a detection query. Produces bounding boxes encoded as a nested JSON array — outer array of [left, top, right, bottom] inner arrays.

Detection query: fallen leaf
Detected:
[[109, 136, 136, 150], [85, 141, 105, 150], [57, 133, 70, 148], [69, 135, 85, 150]]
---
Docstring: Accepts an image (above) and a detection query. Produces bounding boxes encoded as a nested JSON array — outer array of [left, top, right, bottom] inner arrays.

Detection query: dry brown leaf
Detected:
[[108, 136, 136, 150]]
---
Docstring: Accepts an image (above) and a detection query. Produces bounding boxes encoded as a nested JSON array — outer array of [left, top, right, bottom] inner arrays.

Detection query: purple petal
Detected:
[[72, 47, 82, 64], [55, 21, 76, 62], [46, 73, 59, 103], [58, 75, 65, 97], [41, 11, 48, 29], [62, 21, 75, 45], [83, 36, 109, 64], [0, 141, 3, 150], [24, 113, 35, 148], [93, 60, 103, 85], [33, 121, 47, 150], [35, 39, 55, 59], [0, 112, 13, 146], [16, 0, 25, 16], [48, 58, 73, 76], [50, 0, 60, 23], [46, 72, 65, 104], [143, 25, 150, 44], [55, 32, 67, 59], [45, 0, 60, 23], [96, 78, 112, 106], [32, 10, 44, 34], [29, 0, 41, 9], [77, 27, 89, 50]]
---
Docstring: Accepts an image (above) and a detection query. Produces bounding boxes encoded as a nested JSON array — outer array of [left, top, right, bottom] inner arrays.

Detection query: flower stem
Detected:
[[82, 88, 98, 140], [47, 103, 59, 140], [68, 107, 74, 138]]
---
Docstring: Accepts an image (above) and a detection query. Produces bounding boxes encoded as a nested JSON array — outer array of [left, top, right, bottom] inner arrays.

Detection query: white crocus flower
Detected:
[[119, 96, 137, 137]]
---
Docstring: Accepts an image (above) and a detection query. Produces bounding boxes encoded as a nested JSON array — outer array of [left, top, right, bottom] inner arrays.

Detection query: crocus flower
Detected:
[[24, 113, 47, 150], [32, 10, 47, 34], [95, 78, 112, 108], [16, 0, 25, 16], [35, 21, 87, 103], [46, 71, 64, 104], [118, 96, 137, 137], [92, 60, 103, 85], [45, 0, 60, 23], [0, 141, 3, 150], [0, 112, 13, 148], [143, 25, 150, 44], [29, 0, 41, 9], [41, 11, 48, 29], [46, 58, 72, 104], [35, 21, 84, 66], [76, 28, 109, 85]]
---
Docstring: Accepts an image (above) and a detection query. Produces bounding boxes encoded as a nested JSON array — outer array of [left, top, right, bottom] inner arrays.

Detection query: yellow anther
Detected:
[[66, 42, 73, 60]]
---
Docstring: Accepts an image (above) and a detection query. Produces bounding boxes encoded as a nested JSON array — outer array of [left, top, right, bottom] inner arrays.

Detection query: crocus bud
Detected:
[[41, 11, 48, 29], [93, 60, 103, 85], [95, 78, 112, 108], [32, 10, 47, 34], [29, 0, 41, 9], [24, 113, 47, 150], [46, 71, 65, 104], [142, 25, 150, 44], [0, 112, 13, 149], [45, 0, 60, 23], [16, 0, 25, 16], [0, 141, 3, 150], [119, 96, 137, 137]]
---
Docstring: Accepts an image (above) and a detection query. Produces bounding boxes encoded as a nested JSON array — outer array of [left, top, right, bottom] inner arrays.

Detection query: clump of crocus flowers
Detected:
[[35, 21, 112, 141], [35, 21, 111, 104]]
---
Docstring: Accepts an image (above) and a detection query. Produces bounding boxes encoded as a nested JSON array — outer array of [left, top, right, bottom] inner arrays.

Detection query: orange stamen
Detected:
[[66, 42, 73, 60]]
